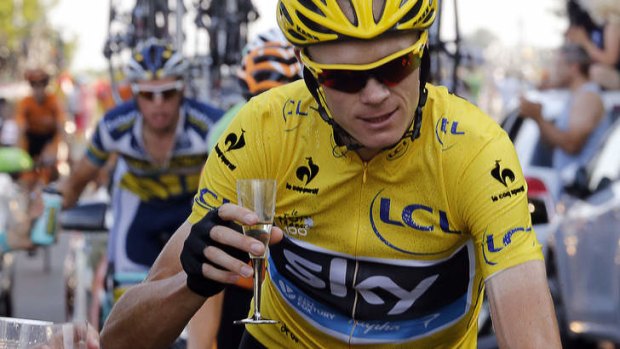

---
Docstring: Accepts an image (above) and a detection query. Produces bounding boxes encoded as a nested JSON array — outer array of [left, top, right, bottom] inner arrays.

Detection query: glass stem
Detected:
[[251, 257, 264, 319]]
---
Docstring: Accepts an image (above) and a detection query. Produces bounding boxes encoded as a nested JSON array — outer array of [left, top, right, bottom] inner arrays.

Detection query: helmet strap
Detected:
[[302, 67, 364, 150], [406, 46, 431, 143]]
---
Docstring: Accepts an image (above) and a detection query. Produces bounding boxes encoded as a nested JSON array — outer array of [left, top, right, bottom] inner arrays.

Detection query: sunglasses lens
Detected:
[[316, 51, 420, 93], [377, 53, 420, 87], [161, 89, 179, 99], [138, 91, 155, 100], [136, 86, 180, 101], [30, 80, 47, 87], [319, 71, 368, 93]]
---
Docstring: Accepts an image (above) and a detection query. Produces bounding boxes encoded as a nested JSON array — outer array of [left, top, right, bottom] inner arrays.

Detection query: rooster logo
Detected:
[[490, 160, 515, 187], [224, 129, 246, 152], [296, 157, 319, 185]]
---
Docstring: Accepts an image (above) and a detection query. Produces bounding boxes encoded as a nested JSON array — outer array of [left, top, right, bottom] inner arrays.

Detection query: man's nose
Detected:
[[359, 78, 390, 104], [152, 92, 165, 104]]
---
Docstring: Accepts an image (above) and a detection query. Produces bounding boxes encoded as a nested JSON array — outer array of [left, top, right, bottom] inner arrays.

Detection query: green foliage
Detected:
[[0, 1, 17, 46], [22, 0, 43, 23], [0, 0, 71, 80]]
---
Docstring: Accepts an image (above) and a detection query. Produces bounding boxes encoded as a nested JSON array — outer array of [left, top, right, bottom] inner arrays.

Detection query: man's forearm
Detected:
[[536, 118, 582, 154], [101, 272, 206, 349]]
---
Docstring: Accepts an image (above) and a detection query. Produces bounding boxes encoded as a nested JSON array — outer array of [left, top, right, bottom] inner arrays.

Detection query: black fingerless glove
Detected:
[[180, 208, 249, 298]]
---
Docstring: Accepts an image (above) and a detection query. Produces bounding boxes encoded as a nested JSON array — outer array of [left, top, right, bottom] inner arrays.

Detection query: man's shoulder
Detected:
[[235, 80, 315, 129], [426, 84, 501, 136], [183, 98, 225, 121], [18, 96, 35, 108], [258, 80, 312, 102], [182, 99, 225, 138], [103, 100, 138, 116], [99, 100, 139, 133], [247, 80, 314, 118], [424, 84, 509, 171]]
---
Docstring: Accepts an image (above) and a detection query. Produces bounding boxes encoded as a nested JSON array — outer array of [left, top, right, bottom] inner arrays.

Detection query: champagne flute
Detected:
[[0, 316, 90, 348], [233, 179, 278, 325]]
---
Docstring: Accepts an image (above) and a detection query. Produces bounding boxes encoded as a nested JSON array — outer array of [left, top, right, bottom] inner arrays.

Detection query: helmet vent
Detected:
[[419, 7, 435, 26], [296, 10, 332, 35], [298, 0, 325, 17], [287, 29, 307, 42], [279, 2, 294, 24], [374, 0, 387, 24], [399, 0, 424, 25]]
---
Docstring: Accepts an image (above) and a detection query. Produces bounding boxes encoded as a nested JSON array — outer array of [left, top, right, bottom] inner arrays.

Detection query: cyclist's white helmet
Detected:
[[125, 38, 188, 81]]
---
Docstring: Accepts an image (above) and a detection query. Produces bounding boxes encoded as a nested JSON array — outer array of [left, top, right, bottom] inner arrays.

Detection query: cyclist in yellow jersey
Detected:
[[101, 1, 562, 348]]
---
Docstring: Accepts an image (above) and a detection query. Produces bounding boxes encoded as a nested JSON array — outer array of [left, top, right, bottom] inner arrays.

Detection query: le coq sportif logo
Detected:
[[224, 130, 246, 151], [296, 157, 319, 185], [286, 157, 320, 195], [490, 160, 515, 187], [214, 129, 246, 171]]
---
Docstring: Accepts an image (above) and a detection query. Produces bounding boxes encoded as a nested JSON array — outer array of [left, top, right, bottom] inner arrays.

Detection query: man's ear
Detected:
[[294, 47, 302, 64]]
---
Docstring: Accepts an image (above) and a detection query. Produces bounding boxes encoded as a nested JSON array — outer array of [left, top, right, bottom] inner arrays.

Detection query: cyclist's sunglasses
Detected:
[[30, 79, 49, 88], [132, 80, 184, 101], [300, 31, 427, 93]]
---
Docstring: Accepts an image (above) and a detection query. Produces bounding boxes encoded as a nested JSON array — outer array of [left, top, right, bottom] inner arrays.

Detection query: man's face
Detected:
[[549, 53, 574, 87], [306, 32, 422, 154], [30, 79, 48, 101], [133, 77, 183, 133]]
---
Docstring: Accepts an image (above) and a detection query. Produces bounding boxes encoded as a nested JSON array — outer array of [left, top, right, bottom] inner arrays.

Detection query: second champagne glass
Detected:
[[233, 178, 278, 325]]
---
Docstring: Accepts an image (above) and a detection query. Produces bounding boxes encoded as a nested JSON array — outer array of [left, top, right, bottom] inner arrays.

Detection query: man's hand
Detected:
[[519, 97, 543, 122], [180, 204, 284, 298], [565, 26, 589, 46]]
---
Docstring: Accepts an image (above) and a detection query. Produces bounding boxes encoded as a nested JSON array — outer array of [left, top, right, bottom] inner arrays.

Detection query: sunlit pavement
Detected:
[[11, 234, 70, 322]]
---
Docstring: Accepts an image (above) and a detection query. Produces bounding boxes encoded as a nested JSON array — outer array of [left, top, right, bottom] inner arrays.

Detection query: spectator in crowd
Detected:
[[520, 44, 608, 184], [565, 0, 620, 89]]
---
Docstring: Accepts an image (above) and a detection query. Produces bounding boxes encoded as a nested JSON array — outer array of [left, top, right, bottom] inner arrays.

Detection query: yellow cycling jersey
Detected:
[[190, 80, 543, 348]]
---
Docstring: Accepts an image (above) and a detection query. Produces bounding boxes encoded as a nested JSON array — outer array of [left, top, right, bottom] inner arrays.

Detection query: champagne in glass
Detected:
[[234, 179, 278, 325], [244, 223, 272, 258]]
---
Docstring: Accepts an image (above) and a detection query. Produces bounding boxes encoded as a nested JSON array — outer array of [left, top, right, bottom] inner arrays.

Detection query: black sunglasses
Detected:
[[316, 51, 421, 93], [30, 80, 49, 88]]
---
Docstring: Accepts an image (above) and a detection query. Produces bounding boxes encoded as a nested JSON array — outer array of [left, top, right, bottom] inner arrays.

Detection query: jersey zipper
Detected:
[[362, 161, 368, 184]]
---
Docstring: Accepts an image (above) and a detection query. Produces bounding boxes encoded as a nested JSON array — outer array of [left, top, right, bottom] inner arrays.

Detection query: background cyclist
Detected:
[[15, 68, 66, 190], [58, 39, 224, 340]]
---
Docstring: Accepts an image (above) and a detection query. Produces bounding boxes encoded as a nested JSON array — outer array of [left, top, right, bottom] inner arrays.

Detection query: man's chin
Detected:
[[359, 133, 403, 151]]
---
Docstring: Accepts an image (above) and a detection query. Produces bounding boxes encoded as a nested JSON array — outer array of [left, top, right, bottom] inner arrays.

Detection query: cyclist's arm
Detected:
[[187, 291, 224, 349], [486, 260, 561, 348], [58, 156, 101, 209], [101, 222, 205, 349], [101, 205, 283, 349]]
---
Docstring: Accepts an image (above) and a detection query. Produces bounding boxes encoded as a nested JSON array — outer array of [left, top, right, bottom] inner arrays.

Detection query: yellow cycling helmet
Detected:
[[277, 0, 437, 46]]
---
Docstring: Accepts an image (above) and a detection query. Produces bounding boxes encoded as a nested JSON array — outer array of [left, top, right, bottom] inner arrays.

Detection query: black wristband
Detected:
[[180, 208, 248, 298]]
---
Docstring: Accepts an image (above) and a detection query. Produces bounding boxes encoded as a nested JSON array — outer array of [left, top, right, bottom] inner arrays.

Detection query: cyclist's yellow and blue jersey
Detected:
[[190, 81, 542, 348], [88, 98, 223, 275]]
